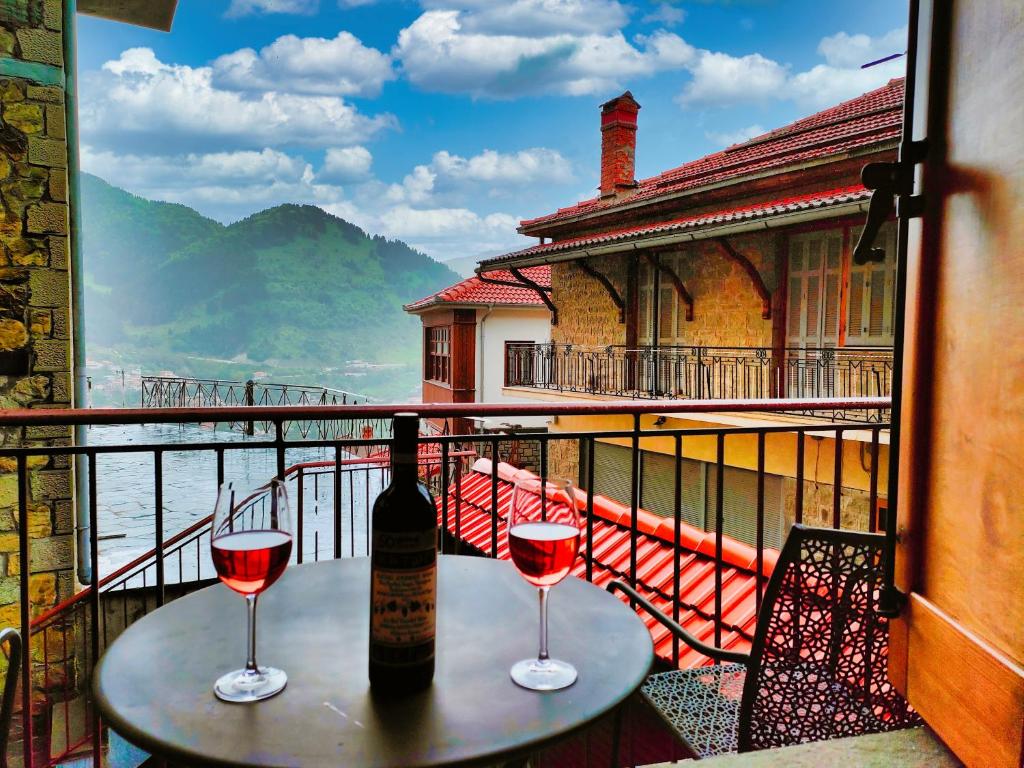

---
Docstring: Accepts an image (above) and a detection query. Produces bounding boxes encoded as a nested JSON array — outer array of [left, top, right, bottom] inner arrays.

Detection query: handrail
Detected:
[[30, 451, 475, 629], [0, 397, 891, 428]]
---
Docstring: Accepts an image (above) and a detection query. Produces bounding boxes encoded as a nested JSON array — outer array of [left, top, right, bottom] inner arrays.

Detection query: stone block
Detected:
[[50, 371, 69, 403], [29, 309, 50, 337], [32, 339, 67, 371], [11, 248, 46, 266], [12, 374, 49, 403], [24, 423, 66, 439], [44, 103, 64, 140], [15, 28, 62, 67], [52, 499, 71, 534], [47, 236, 65, 268], [3, 103, 43, 135], [30, 470, 68, 502], [25, 85, 61, 104], [43, 0, 61, 31], [28, 534, 72, 573], [0, 474, 17, 509], [0, 319, 28, 351], [0, 80, 24, 103], [0, 28, 15, 57], [27, 136, 65, 168], [47, 168, 65, 201], [29, 268, 68, 306], [50, 307, 67, 338], [26, 202, 66, 234]]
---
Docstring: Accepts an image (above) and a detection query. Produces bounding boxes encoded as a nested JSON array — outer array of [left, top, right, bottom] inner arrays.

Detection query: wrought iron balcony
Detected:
[[505, 343, 893, 421], [0, 398, 894, 768]]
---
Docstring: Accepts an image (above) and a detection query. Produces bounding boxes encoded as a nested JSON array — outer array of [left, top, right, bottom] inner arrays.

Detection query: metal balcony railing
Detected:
[[0, 398, 891, 768], [505, 343, 893, 421]]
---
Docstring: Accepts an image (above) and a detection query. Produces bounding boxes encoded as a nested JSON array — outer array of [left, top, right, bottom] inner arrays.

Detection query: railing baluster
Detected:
[[795, 430, 805, 525], [17, 454, 32, 768], [88, 451, 101, 768], [629, 415, 641, 593], [756, 432, 766, 613], [441, 442, 450, 555], [490, 439, 499, 558], [540, 438, 548, 521], [296, 467, 304, 564], [714, 434, 725, 653], [334, 446, 342, 560], [673, 434, 683, 668], [585, 437, 595, 584], [155, 450, 165, 607], [869, 428, 881, 533], [833, 429, 843, 529]]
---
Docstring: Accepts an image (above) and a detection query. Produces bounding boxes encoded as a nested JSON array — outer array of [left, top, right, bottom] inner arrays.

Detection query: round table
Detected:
[[94, 555, 654, 767]]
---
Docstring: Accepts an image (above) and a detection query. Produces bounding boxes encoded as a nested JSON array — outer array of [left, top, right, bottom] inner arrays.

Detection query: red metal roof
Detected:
[[486, 185, 870, 265], [437, 458, 779, 669], [521, 78, 903, 230], [404, 265, 551, 312]]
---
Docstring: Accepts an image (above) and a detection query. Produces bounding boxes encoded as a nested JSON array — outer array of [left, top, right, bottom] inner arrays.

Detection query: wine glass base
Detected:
[[510, 658, 577, 691], [214, 666, 287, 703]]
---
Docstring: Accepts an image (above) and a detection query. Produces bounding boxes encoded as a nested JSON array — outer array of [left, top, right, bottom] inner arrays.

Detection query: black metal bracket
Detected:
[[575, 259, 625, 323], [714, 239, 772, 319], [644, 253, 694, 321], [853, 139, 928, 265], [510, 267, 558, 326]]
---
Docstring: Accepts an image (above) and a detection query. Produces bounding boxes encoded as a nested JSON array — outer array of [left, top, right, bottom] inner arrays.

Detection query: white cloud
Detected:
[[395, 11, 694, 97], [818, 28, 906, 69], [705, 124, 766, 147], [212, 32, 394, 97], [420, 0, 630, 36], [642, 3, 685, 27], [82, 48, 395, 153], [678, 50, 788, 107], [225, 0, 319, 18], [320, 146, 373, 182], [678, 27, 907, 109], [432, 148, 572, 184]]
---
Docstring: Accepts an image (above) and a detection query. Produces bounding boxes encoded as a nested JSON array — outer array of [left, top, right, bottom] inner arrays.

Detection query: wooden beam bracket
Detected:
[[477, 267, 558, 325], [715, 238, 772, 319], [575, 259, 625, 323], [645, 253, 694, 321]]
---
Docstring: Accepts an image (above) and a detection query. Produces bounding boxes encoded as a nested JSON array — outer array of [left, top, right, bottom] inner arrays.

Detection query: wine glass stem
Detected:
[[537, 586, 550, 663], [245, 593, 259, 674]]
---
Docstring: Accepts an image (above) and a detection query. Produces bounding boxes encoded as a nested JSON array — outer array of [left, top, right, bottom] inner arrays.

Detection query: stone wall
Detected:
[[0, 1, 75, 764], [550, 254, 629, 347]]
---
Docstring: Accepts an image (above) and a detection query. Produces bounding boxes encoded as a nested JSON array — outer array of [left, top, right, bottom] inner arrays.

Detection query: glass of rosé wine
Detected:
[[507, 475, 582, 691], [211, 479, 292, 703]]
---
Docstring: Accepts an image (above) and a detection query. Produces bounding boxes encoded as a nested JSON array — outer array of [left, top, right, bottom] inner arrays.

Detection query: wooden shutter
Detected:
[[704, 464, 783, 549], [640, 451, 704, 527], [847, 223, 897, 345], [592, 442, 635, 508], [638, 265, 654, 346]]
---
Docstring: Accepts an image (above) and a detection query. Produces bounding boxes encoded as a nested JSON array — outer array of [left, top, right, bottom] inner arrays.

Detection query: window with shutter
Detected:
[[641, 451, 704, 527], [638, 265, 654, 346], [704, 464, 784, 549], [846, 222, 897, 346], [591, 442, 635, 509]]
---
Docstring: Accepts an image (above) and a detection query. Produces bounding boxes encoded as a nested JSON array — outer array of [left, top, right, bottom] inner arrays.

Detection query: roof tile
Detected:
[[404, 265, 551, 311]]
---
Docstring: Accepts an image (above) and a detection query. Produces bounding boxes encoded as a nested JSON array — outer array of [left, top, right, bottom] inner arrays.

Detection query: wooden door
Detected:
[[890, 2, 1024, 766]]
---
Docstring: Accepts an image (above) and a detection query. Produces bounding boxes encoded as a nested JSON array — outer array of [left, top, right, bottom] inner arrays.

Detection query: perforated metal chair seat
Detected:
[[642, 660, 904, 759], [641, 663, 746, 759]]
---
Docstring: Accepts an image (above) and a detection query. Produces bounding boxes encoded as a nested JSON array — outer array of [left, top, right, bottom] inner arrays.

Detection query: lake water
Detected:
[[87, 423, 384, 581]]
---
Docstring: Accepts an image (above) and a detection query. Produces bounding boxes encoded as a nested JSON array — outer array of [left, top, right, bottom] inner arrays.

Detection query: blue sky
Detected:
[[77, 0, 908, 262]]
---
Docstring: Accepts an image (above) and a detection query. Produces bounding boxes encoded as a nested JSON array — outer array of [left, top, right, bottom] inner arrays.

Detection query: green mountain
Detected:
[[81, 173, 458, 377]]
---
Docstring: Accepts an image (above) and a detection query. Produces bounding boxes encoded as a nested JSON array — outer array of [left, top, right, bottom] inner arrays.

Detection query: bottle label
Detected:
[[370, 529, 436, 666]]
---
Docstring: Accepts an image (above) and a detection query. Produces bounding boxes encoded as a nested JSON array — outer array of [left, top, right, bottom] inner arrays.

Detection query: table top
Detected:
[[94, 555, 654, 768]]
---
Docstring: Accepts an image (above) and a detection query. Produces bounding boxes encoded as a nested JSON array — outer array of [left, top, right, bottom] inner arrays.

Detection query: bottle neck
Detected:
[[391, 451, 418, 484]]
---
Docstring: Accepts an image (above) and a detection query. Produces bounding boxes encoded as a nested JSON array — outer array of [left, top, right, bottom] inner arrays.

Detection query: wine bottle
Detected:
[[369, 412, 438, 692]]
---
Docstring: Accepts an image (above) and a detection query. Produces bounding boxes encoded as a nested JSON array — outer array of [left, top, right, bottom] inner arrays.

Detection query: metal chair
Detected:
[[1, 628, 22, 768], [608, 525, 921, 759]]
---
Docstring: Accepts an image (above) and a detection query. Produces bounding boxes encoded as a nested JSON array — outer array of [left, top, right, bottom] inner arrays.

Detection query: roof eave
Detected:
[[403, 301, 548, 314], [517, 141, 898, 236], [486, 197, 871, 272], [78, 0, 178, 31]]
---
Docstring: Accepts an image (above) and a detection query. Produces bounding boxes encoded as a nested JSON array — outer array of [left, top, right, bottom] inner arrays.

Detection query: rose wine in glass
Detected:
[[508, 476, 581, 691], [211, 479, 292, 703]]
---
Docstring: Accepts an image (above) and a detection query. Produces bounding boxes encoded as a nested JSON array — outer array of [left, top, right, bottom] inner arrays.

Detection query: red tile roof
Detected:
[[438, 458, 779, 669], [521, 78, 903, 231], [483, 185, 870, 266], [404, 265, 551, 312]]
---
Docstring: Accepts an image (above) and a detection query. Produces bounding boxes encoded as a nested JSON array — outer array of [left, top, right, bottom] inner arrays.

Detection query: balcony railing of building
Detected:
[[505, 343, 893, 421], [0, 397, 892, 768]]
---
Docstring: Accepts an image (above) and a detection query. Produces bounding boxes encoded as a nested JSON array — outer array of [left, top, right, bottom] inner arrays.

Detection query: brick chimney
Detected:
[[600, 91, 640, 198]]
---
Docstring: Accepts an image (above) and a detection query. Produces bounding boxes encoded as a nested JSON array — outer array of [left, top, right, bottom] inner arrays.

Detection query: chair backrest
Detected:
[[737, 525, 919, 752], [0, 628, 21, 768]]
